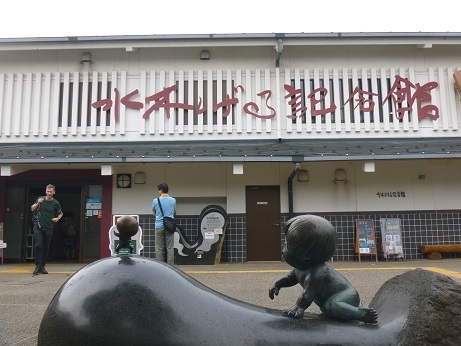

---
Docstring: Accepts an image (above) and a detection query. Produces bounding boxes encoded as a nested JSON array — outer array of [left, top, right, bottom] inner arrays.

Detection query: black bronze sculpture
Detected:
[[270, 215, 378, 323], [113, 215, 138, 254], [38, 214, 461, 345], [174, 205, 228, 264]]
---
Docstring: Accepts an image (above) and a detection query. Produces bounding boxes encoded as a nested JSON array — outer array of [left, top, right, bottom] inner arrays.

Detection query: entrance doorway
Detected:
[[28, 186, 82, 262], [245, 186, 281, 261], [3, 174, 104, 263]]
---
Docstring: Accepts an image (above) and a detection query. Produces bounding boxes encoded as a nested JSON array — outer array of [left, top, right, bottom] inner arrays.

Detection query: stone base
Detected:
[[38, 257, 461, 345], [370, 268, 461, 345]]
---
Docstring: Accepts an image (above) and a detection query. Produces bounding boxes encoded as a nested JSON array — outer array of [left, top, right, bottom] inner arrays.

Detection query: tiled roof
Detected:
[[1, 137, 460, 163]]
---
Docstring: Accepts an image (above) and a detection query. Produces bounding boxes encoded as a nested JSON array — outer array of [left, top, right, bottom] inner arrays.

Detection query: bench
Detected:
[[419, 244, 461, 260]]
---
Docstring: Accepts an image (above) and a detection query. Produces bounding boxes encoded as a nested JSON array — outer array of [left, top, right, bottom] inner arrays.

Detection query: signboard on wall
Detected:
[[380, 218, 404, 261], [355, 219, 378, 262], [108, 215, 143, 256], [175, 205, 228, 265], [86, 198, 102, 217]]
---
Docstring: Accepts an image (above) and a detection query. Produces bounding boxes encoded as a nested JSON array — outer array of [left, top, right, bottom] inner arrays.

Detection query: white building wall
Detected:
[[2, 37, 461, 144], [285, 46, 461, 69], [430, 160, 461, 209], [291, 162, 357, 213], [111, 163, 228, 215], [109, 158, 461, 216], [2, 45, 461, 73], [3, 35, 461, 216]]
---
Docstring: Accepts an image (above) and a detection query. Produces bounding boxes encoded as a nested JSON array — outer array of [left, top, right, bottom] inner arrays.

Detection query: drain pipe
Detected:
[[275, 38, 283, 68], [288, 163, 301, 219]]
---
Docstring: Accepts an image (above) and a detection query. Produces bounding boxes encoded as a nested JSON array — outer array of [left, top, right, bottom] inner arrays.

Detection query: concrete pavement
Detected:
[[1, 258, 460, 346]]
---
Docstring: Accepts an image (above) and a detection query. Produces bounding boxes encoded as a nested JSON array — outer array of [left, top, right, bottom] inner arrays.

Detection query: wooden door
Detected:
[[246, 186, 281, 261]]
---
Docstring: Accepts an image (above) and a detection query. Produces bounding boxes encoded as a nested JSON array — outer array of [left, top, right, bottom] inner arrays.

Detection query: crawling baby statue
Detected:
[[269, 215, 378, 324]]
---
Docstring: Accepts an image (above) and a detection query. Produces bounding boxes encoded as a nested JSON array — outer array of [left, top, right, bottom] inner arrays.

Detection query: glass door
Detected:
[[82, 185, 102, 261], [4, 185, 27, 261]]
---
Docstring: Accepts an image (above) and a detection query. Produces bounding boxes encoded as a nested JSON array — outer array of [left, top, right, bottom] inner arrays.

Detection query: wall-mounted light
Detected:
[[80, 52, 92, 64], [200, 50, 210, 60], [101, 164, 112, 176], [362, 162, 375, 173], [297, 169, 309, 182], [233, 163, 243, 175], [333, 169, 348, 183], [1, 166, 12, 176], [134, 172, 146, 184]]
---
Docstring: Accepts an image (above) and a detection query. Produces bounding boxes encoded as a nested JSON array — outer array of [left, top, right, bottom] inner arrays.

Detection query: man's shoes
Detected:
[[33, 265, 48, 274]]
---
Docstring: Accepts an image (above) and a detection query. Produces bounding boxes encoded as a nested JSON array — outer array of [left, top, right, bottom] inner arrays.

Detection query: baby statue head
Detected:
[[282, 215, 337, 269], [114, 216, 139, 254], [116, 216, 139, 239]]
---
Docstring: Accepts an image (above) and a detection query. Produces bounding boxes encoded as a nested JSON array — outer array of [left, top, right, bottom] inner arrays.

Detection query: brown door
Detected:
[[246, 186, 281, 261]]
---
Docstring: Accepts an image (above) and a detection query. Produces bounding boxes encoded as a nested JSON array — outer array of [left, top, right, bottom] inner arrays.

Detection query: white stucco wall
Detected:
[[110, 158, 461, 216], [2, 44, 461, 73]]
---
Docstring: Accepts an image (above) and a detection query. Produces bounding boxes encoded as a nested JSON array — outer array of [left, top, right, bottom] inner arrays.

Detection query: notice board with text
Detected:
[[355, 219, 378, 262], [379, 218, 404, 260]]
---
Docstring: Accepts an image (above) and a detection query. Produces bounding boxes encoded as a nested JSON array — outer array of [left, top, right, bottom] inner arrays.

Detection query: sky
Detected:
[[1, 0, 459, 39]]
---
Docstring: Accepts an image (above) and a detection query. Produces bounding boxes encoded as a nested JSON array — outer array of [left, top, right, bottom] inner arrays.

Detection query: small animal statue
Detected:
[[269, 214, 378, 324], [114, 216, 139, 254]]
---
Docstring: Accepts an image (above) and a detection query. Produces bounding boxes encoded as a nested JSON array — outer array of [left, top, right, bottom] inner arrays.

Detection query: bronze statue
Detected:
[[38, 241, 461, 344], [113, 216, 139, 254], [269, 215, 378, 323]]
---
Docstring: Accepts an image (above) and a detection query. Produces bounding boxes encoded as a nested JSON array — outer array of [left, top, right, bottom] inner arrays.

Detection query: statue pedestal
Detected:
[[38, 256, 461, 345]]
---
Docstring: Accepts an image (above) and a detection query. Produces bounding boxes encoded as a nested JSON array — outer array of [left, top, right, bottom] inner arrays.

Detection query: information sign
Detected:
[[355, 219, 378, 262], [380, 218, 404, 261]]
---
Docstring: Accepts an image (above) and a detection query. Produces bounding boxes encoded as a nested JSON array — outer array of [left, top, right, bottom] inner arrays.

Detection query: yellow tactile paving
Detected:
[[0, 263, 460, 279]]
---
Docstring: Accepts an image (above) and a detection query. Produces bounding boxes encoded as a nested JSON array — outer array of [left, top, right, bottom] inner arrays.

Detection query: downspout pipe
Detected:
[[275, 38, 283, 68], [288, 163, 301, 219], [275, 36, 284, 139]]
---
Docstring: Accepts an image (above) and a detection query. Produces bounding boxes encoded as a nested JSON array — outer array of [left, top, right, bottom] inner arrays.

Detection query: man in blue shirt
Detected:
[[151, 183, 176, 265]]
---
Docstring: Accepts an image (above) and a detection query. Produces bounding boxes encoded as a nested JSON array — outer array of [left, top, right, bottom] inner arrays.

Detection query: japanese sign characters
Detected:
[[376, 191, 406, 198], [92, 75, 440, 123]]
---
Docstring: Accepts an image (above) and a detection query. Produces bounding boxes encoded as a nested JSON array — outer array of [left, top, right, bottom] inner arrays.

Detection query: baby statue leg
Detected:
[[320, 290, 378, 324]]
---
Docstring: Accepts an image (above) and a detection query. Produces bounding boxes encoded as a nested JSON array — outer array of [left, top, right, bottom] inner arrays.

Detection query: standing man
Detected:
[[31, 184, 63, 275], [152, 183, 176, 265]]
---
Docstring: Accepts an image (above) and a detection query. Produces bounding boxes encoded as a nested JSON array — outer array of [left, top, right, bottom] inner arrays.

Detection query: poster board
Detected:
[[379, 218, 404, 261], [355, 219, 378, 262]]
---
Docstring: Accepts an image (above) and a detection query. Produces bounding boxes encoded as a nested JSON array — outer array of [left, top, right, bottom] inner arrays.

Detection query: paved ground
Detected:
[[0, 258, 460, 346]]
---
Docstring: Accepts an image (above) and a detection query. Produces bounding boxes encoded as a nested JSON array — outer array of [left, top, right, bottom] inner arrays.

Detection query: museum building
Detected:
[[1, 32, 461, 264]]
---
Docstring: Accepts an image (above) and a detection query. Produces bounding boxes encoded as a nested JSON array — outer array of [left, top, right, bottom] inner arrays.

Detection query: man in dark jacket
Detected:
[[31, 184, 63, 275]]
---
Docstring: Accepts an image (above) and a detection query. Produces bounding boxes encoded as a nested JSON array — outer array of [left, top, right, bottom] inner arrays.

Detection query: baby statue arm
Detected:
[[283, 276, 315, 319], [269, 270, 298, 300]]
